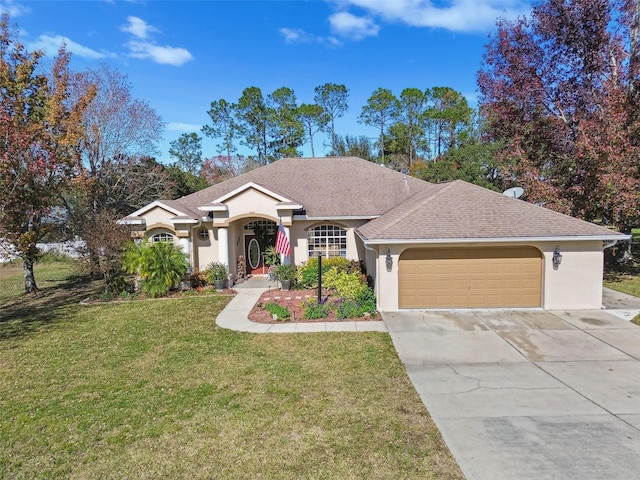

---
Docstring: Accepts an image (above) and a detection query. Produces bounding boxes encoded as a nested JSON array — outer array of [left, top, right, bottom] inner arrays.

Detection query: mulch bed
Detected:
[[248, 288, 381, 324]]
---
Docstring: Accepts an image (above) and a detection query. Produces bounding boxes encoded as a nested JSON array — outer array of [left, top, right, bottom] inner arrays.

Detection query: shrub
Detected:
[[336, 299, 361, 319], [207, 262, 229, 282], [356, 287, 377, 314], [190, 269, 210, 288], [265, 302, 290, 321], [303, 298, 332, 319], [323, 269, 368, 301], [273, 263, 297, 282], [296, 256, 351, 288], [121, 239, 189, 298]]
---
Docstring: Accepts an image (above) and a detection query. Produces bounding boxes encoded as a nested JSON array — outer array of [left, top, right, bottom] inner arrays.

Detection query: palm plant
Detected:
[[122, 239, 189, 297]]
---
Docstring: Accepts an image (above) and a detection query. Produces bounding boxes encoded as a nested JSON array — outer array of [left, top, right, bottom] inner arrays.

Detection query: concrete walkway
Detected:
[[216, 275, 387, 333], [383, 307, 640, 480]]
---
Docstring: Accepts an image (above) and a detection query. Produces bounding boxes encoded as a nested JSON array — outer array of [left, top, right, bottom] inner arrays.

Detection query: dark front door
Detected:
[[245, 235, 267, 274]]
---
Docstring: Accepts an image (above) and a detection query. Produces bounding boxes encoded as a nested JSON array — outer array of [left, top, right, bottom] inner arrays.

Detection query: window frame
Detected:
[[150, 232, 175, 243], [307, 224, 347, 259]]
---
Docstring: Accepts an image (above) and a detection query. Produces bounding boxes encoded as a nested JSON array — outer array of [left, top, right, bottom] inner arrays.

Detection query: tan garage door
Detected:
[[399, 247, 542, 308]]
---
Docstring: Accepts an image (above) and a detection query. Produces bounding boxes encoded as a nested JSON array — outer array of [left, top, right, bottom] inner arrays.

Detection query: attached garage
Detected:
[[398, 247, 542, 309]]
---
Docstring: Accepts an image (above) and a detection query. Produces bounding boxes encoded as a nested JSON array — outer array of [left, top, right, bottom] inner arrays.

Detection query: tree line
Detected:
[[197, 83, 473, 169]]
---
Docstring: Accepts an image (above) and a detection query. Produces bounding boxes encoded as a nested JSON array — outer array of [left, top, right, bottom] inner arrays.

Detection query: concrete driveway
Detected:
[[383, 300, 640, 479]]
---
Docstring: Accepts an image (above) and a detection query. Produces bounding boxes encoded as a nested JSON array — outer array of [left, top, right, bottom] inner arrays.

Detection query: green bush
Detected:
[[356, 287, 377, 314], [207, 262, 229, 282], [303, 298, 332, 319], [265, 302, 290, 321], [323, 269, 368, 300], [121, 239, 189, 298], [296, 256, 352, 288], [336, 300, 361, 319], [273, 263, 297, 282]]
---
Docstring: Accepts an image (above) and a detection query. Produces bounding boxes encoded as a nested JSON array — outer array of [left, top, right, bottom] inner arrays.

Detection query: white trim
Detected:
[[117, 218, 145, 225], [130, 200, 186, 218], [198, 204, 228, 212], [212, 182, 294, 204], [276, 203, 304, 211], [170, 217, 199, 224], [358, 234, 630, 245]]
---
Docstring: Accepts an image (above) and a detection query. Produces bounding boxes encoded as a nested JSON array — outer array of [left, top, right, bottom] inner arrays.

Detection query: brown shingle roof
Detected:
[[357, 180, 625, 241], [173, 156, 429, 218]]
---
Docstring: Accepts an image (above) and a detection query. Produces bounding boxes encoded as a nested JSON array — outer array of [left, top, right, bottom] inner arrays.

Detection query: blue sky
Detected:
[[0, 0, 533, 162]]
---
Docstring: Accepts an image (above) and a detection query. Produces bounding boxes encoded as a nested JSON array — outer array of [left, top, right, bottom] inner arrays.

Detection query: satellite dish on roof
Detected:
[[503, 186, 524, 199]]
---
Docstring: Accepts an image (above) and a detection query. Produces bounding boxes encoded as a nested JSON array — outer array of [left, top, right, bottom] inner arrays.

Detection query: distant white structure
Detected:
[[0, 239, 84, 263]]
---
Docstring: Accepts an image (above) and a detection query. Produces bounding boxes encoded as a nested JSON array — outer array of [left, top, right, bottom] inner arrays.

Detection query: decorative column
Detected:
[[217, 227, 229, 267], [179, 237, 191, 265]]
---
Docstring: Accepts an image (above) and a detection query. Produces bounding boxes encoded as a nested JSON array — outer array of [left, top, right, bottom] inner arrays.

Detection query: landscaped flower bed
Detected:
[[248, 289, 380, 323]]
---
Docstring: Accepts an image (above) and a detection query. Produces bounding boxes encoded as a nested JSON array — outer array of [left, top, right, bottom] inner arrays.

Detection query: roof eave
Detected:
[[357, 234, 631, 245]]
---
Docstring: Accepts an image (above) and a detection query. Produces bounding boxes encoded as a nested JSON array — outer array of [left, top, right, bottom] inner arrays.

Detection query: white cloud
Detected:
[[120, 16, 158, 39], [329, 11, 379, 40], [0, 0, 30, 17], [167, 122, 202, 132], [120, 16, 194, 66], [279, 27, 313, 44], [331, 0, 530, 33], [126, 40, 193, 66], [279, 27, 343, 47], [27, 34, 111, 59]]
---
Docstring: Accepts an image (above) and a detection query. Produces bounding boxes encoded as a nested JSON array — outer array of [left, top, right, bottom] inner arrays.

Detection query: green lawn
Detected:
[[0, 261, 463, 479]]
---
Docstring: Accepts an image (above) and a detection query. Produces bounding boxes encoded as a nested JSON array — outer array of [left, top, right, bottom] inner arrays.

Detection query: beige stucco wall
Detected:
[[538, 240, 604, 310], [141, 206, 176, 232], [374, 240, 605, 312]]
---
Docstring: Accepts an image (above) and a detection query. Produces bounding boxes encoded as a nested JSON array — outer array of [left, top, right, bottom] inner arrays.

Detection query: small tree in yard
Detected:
[[0, 14, 95, 293], [75, 210, 132, 293], [121, 239, 189, 298]]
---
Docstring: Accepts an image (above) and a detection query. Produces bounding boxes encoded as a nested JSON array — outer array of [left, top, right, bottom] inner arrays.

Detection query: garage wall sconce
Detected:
[[552, 246, 563, 270], [386, 249, 393, 272]]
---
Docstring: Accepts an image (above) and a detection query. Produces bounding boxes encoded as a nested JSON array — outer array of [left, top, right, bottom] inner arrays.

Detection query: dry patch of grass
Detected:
[[0, 262, 463, 479]]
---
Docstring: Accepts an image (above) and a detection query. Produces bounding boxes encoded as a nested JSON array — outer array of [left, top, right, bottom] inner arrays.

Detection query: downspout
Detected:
[[189, 219, 202, 271], [363, 241, 381, 311]]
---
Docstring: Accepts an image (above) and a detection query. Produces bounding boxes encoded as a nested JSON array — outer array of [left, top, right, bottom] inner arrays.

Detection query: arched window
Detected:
[[307, 225, 347, 259], [151, 232, 174, 243]]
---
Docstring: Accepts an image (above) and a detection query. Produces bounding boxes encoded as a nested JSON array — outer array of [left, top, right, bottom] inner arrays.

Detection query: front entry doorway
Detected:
[[243, 220, 277, 275], [244, 235, 267, 274]]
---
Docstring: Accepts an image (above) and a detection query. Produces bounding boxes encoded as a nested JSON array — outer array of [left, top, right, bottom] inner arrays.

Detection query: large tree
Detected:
[[266, 87, 304, 160], [425, 87, 473, 159], [202, 98, 237, 159], [169, 132, 203, 176], [359, 88, 399, 164], [0, 14, 94, 292], [314, 83, 349, 154], [478, 0, 640, 230], [69, 63, 167, 216], [394, 88, 428, 168], [235, 86, 269, 165], [298, 103, 328, 157], [66, 63, 168, 279]]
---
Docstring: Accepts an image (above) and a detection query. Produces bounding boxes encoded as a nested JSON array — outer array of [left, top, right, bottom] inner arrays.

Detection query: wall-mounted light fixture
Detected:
[[386, 249, 393, 272], [552, 246, 563, 270]]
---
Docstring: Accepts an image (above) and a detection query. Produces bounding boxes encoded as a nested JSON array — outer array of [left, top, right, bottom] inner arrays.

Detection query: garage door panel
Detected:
[[399, 247, 542, 308]]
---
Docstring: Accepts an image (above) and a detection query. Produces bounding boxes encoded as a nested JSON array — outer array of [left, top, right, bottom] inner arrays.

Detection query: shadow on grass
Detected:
[[0, 274, 103, 341]]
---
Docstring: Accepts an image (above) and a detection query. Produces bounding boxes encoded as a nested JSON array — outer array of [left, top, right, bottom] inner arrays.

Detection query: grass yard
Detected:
[[0, 261, 463, 479]]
